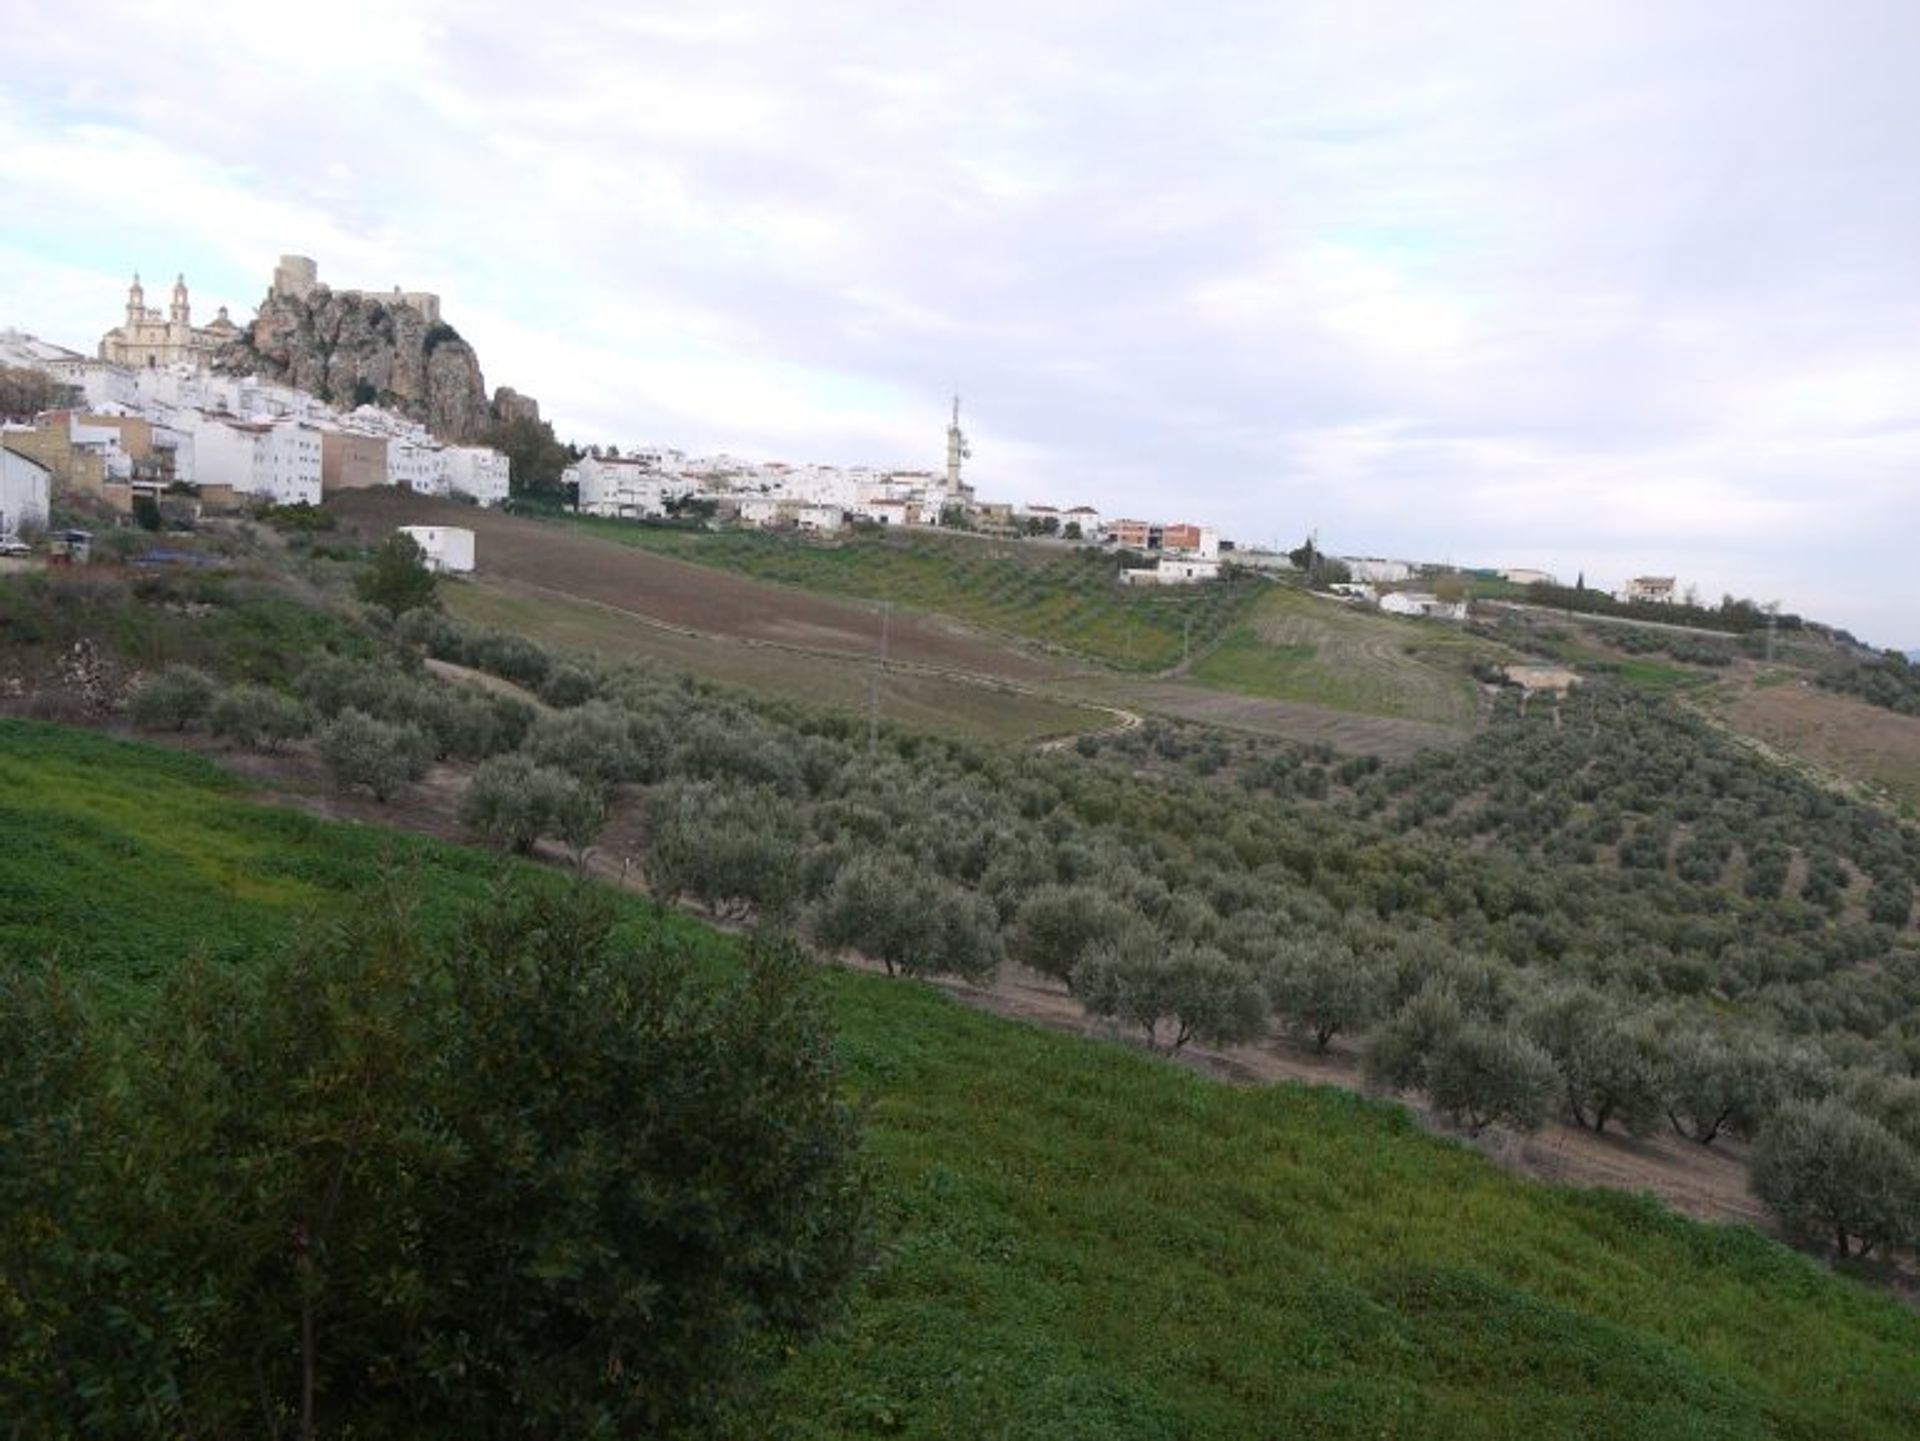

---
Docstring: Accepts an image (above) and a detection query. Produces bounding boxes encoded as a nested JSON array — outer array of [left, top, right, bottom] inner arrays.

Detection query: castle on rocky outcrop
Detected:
[[98, 273, 242, 369], [269, 255, 442, 324]]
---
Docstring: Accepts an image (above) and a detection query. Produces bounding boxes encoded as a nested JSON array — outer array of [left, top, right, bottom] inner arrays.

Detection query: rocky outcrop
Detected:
[[491, 386, 541, 426], [216, 286, 502, 442]]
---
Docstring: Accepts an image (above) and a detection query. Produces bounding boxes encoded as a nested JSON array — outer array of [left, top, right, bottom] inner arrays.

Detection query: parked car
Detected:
[[0, 535, 30, 558]]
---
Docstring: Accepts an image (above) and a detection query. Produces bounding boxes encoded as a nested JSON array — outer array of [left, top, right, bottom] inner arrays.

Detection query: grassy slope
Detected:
[[5, 718, 1919, 1440], [556, 518, 1265, 673], [1189, 588, 1499, 726]]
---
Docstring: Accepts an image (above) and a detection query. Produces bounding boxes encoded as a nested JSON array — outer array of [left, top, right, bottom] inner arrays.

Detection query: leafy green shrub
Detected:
[[355, 531, 438, 616], [0, 885, 867, 1436], [127, 664, 217, 730]]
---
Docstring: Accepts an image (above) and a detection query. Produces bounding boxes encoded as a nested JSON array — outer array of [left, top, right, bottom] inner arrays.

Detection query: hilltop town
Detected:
[[0, 254, 1725, 622]]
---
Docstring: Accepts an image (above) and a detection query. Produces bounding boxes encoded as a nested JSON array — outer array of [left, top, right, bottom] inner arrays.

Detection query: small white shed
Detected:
[[398, 525, 475, 575]]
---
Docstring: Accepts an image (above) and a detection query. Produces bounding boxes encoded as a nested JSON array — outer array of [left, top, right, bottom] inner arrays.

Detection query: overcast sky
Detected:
[[4, 1, 1916, 646]]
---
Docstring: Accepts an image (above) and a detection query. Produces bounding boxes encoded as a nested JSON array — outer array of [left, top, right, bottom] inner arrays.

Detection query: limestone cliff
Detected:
[[216, 286, 503, 442]]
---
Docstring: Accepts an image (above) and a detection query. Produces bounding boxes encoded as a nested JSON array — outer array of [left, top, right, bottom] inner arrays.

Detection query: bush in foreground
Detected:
[[0, 884, 868, 1437]]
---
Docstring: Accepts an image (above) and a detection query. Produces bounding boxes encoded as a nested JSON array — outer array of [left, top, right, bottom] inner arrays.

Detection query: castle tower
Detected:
[[945, 395, 972, 499]]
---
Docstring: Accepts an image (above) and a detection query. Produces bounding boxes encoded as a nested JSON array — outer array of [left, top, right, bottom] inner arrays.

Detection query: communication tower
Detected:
[[945, 395, 972, 499]]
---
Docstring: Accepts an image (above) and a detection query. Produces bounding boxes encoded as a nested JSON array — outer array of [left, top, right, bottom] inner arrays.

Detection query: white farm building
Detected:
[[398, 525, 475, 575]]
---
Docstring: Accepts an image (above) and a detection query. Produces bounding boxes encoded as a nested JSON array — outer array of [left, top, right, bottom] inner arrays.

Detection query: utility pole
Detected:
[[868, 599, 892, 755]]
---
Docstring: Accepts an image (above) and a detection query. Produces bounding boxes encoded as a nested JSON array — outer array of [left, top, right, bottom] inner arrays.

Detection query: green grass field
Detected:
[[556, 518, 1265, 672], [444, 580, 1110, 744], [1189, 589, 1497, 725], [7, 717, 1920, 1439]]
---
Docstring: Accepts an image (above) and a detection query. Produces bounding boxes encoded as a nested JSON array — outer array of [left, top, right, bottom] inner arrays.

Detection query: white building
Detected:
[[1380, 590, 1468, 621], [0, 448, 52, 534], [1341, 556, 1414, 583], [398, 525, 475, 574], [1120, 556, 1221, 586], [1500, 567, 1558, 587], [442, 445, 509, 507], [569, 454, 685, 518], [185, 413, 322, 505], [1617, 576, 1678, 605], [388, 437, 446, 497]]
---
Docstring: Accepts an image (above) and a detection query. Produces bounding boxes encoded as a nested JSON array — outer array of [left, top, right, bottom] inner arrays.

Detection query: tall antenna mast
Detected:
[[945, 394, 972, 499]]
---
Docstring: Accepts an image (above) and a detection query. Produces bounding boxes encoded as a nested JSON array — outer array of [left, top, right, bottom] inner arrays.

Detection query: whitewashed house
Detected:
[[1381, 590, 1467, 621], [0, 448, 52, 533], [398, 525, 475, 574], [442, 445, 510, 507]]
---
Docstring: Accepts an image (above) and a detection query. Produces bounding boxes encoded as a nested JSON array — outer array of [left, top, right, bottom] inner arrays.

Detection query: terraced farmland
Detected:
[[1189, 588, 1504, 726], [561, 516, 1266, 672]]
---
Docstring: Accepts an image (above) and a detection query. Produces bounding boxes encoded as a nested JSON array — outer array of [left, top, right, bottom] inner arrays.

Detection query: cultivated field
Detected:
[[1188, 588, 1495, 726], [336, 494, 1480, 756], [1708, 666, 1920, 813], [554, 512, 1266, 672], [445, 579, 1110, 745], [330, 491, 1071, 683], [1079, 677, 1467, 760]]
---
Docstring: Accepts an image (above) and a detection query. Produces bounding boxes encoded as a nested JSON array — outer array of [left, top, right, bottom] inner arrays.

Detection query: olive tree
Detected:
[[1752, 1099, 1920, 1260], [208, 684, 311, 753], [1262, 938, 1385, 1053], [1071, 936, 1267, 1054], [317, 708, 431, 802], [1519, 985, 1668, 1136], [127, 663, 217, 730], [1010, 884, 1135, 982], [811, 853, 1003, 983], [1424, 1023, 1562, 1135]]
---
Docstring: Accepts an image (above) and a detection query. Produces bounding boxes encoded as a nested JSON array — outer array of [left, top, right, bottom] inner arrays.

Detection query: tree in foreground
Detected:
[[0, 883, 868, 1438], [1752, 1099, 1920, 1260]]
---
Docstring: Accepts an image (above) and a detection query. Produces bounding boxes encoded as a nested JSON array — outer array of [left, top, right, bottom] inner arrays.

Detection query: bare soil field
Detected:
[[1708, 664, 1920, 813], [330, 492, 1072, 684], [443, 578, 1110, 745]]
